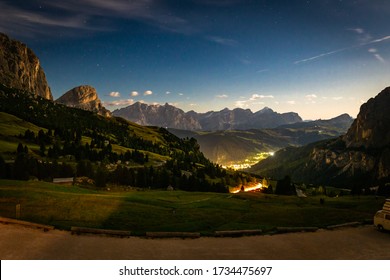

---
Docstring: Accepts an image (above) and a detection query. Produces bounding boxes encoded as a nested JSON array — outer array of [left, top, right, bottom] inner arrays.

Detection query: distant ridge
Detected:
[[113, 102, 302, 130]]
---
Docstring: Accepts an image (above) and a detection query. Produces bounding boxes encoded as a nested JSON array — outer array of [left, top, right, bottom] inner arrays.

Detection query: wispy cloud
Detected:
[[295, 30, 390, 65], [332, 96, 343, 101], [305, 94, 317, 104], [131, 91, 139, 97], [144, 90, 153, 96], [216, 94, 229, 98], [109, 91, 120, 97], [206, 35, 238, 46], [294, 47, 349, 64], [368, 48, 386, 63], [250, 94, 274, 100], [256, 69, 269, 74], [287, 100, 296, 105], [0, 0, 194, 37]]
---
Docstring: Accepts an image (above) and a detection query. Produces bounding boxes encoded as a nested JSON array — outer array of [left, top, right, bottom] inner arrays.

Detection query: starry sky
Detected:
[[1, 0, 390, 120]]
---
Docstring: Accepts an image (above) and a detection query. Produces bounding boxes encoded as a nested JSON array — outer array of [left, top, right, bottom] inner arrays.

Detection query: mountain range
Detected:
[[113, 102, 303, 130]]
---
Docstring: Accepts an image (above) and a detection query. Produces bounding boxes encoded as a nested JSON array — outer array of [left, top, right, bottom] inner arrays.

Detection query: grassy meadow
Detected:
[[0, 179, 385, 235]]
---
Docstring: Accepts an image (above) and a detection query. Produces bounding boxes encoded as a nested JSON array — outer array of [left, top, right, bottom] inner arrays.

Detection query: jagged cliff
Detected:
[[56, 85, 111, 117], [0, 33, 52, 100], [251, 87, 390, 187]]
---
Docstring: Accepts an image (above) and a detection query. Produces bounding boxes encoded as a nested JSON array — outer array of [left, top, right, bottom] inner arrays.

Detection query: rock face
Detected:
[[0, 33, 52, 100], [56, 85, 111, 117], [251, 87, 390, 187], [343, 87, 390, 149], [113, 103, 302, 130], [113, 102, 201, 130]]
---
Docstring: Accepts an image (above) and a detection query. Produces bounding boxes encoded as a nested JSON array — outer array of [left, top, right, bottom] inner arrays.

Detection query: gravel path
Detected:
[[1, 223, 389, 260]]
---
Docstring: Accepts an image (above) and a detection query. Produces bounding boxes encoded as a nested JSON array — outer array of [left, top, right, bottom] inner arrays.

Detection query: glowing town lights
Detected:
[[230, 182, 264, 193]]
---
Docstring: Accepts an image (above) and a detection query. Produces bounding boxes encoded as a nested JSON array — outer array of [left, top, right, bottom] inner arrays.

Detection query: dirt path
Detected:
[[0, 223, 389, 260]]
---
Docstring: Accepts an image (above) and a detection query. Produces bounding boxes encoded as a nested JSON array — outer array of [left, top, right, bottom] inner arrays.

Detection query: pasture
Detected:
[[0, 179, 385, 235]]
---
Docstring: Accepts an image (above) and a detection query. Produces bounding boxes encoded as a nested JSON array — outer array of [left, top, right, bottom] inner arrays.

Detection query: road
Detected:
[[0, 223, 389, 259]]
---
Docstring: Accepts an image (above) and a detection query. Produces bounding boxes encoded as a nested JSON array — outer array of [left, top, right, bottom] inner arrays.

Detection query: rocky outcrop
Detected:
[[0, 33, 52, 100], [56, 85, 111, 117], [113, 102, 201, 130], [343, 87, 390, 149], [113, 103, 302, 130]]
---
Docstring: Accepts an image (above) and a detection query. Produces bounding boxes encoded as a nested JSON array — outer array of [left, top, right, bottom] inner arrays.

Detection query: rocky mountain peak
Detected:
[[56, 85, 111, 117], [343, 87, 390, 149], [0, 33, 52, 100]]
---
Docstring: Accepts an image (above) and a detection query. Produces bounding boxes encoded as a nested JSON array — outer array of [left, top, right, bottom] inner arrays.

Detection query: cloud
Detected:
[[144, 90, 153, 96], [206, 36, 238, 46], [189, 103, 197, 107], [109, 91, 120, 97], [348, 28, 364, 34], [256, 69, 269, 74], [250, 94, 274, 101], [178, 93, 184, 96], [367, 48, 386, 63], [131, 91, 139, 97], [0, 0, 194, 38], [305, 94, 317, 104], [103, 99, 134, 107], [165, 91, 171, 95], [235, 100, 250, 109], [332, 96, 343, 101], [373, 53, 385, 63], [287, 100, 296, 105], [216, 94, 229, 98], [294, 47, 348, 64], [235, 94, 274, 109], [294, 31, 390, 65], [368, 35, 390, 44]]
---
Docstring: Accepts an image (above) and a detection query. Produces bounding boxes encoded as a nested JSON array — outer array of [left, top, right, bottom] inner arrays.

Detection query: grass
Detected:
[[0, 112, 46, 136], [0, 179, 385, 235]]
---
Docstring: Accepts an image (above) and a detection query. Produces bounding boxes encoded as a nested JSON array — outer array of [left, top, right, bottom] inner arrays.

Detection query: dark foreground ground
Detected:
[[1, 223, 389, 260]]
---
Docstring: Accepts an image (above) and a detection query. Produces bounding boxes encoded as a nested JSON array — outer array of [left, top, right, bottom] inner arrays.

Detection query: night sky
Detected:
[[1, 0, 389, 119]]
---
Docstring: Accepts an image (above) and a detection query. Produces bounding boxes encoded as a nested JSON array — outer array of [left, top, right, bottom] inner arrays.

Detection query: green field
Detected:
[[0, 179, 385, 235]]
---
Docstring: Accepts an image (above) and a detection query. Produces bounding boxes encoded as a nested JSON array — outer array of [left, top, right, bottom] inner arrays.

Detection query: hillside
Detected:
[[0, 83, 259, 192], [250, 87, 390, 191]]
